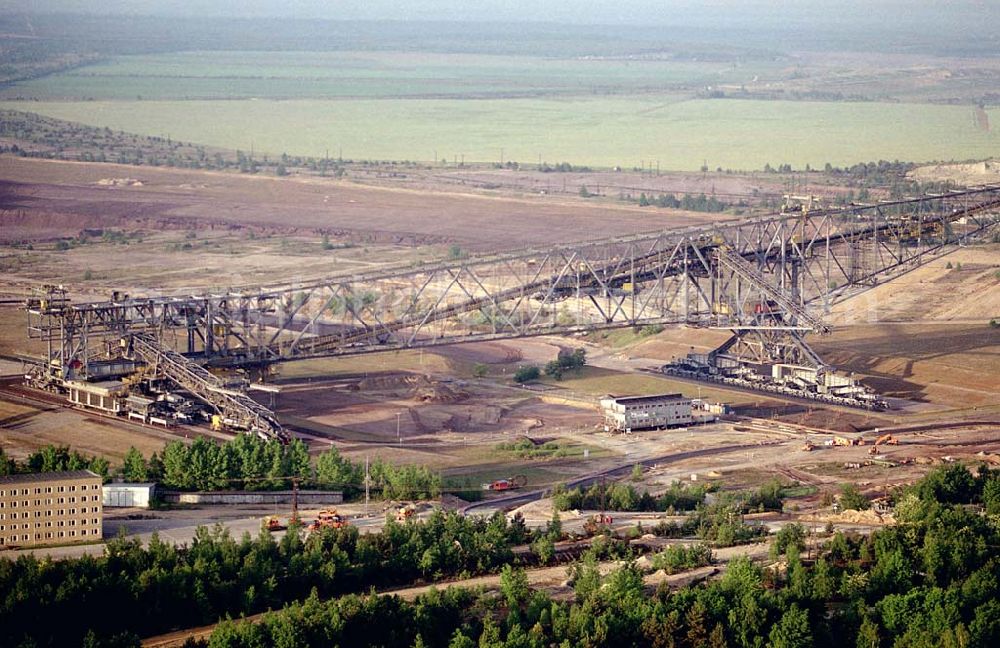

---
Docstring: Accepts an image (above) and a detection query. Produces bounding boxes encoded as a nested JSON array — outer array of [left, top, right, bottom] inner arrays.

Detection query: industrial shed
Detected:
[[102, 483, 156, 508]]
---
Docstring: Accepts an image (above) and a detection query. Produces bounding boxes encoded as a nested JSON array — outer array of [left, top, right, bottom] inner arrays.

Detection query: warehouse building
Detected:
[[0, 470, 103, 548], [600, 393, 693, 432]]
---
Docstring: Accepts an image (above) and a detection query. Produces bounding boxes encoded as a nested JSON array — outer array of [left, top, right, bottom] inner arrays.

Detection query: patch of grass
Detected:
[[586, 324, 664, 349], [494, 437, 583, 460], [279, 351, 451, 379], [781, 485, 819, 498], [542, 365, 761, 405]]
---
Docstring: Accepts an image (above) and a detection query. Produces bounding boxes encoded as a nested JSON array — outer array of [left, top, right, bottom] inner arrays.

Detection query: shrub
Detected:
[[513, 365, 540, 383]]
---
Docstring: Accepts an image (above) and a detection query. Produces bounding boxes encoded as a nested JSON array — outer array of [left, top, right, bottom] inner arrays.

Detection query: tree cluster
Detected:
[[637, 192, 735, 213], [13, 436, 439, 502], [0, 445, 109, 480], [551, 480, 708, 514], [543, 347, 586, 380], [0, 510, 535, 648]]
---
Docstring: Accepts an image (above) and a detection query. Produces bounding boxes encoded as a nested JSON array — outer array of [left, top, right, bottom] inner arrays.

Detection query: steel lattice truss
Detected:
[[26, 185, 1000, 376]]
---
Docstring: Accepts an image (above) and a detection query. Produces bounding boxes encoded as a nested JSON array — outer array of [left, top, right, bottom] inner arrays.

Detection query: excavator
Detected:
[[868, 433, 899, 456]]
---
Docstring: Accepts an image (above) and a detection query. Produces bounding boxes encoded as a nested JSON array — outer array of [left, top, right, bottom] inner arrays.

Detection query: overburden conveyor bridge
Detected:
[[23, 185, 1000, 440]]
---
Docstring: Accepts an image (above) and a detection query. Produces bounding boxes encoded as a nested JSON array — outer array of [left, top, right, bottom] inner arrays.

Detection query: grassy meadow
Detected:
[[1, 51, 766, 101], [5, 96, 995, 171], [2, 50, 997, 170]]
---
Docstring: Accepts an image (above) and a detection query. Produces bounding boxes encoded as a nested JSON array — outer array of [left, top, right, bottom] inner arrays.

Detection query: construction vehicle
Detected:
[[801, 441, 815, 452], [263, 516, 286, 532], [583, 513, 614, 535], [868, 433, 898, 456], [307, 509, 348, 532], [396, 504, 417, 522], [482, 474, 527, 492]]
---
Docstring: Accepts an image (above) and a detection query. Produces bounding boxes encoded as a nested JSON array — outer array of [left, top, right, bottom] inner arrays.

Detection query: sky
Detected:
[[6, 0, 999, 29]]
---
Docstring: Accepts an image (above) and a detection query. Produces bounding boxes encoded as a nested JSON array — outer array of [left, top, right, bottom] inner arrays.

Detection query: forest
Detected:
[[198, 463, 1000, 648]]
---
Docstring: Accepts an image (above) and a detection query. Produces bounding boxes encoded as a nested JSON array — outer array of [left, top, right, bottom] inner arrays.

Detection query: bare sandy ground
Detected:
[[0, 157, 727, 250]]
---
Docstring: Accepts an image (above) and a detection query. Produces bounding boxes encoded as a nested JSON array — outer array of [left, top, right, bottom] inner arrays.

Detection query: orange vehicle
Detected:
[[396, 504, 416, 522], [481, 474, 528, 491], [307, 509, 348, 532], [868, 433, 899, 456], [584, 513, 614, 535], [263, 516, 287, 532]]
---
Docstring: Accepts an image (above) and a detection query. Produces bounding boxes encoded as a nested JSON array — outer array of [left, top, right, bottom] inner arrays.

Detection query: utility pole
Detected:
[[365, 455, 370, 517], [397, 411, 402, 446], [291, 477, 299, 525]]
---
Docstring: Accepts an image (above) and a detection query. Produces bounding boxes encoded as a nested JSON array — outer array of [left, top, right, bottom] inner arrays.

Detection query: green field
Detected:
[[2, 50, 998, 170], [1, 50, 763, 101], [5, 96, 996, 171]]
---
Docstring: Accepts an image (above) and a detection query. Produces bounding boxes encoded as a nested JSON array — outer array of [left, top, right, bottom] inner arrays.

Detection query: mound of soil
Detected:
[[349, 373, 469, 403]]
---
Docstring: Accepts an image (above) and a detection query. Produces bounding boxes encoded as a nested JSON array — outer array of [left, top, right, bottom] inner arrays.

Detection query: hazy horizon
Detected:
[[7, 0, 1000, 32]]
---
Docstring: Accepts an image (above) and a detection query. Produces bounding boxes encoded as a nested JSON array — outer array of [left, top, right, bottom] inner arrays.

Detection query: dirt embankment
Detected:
[[909, 159, 1000, 184]]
